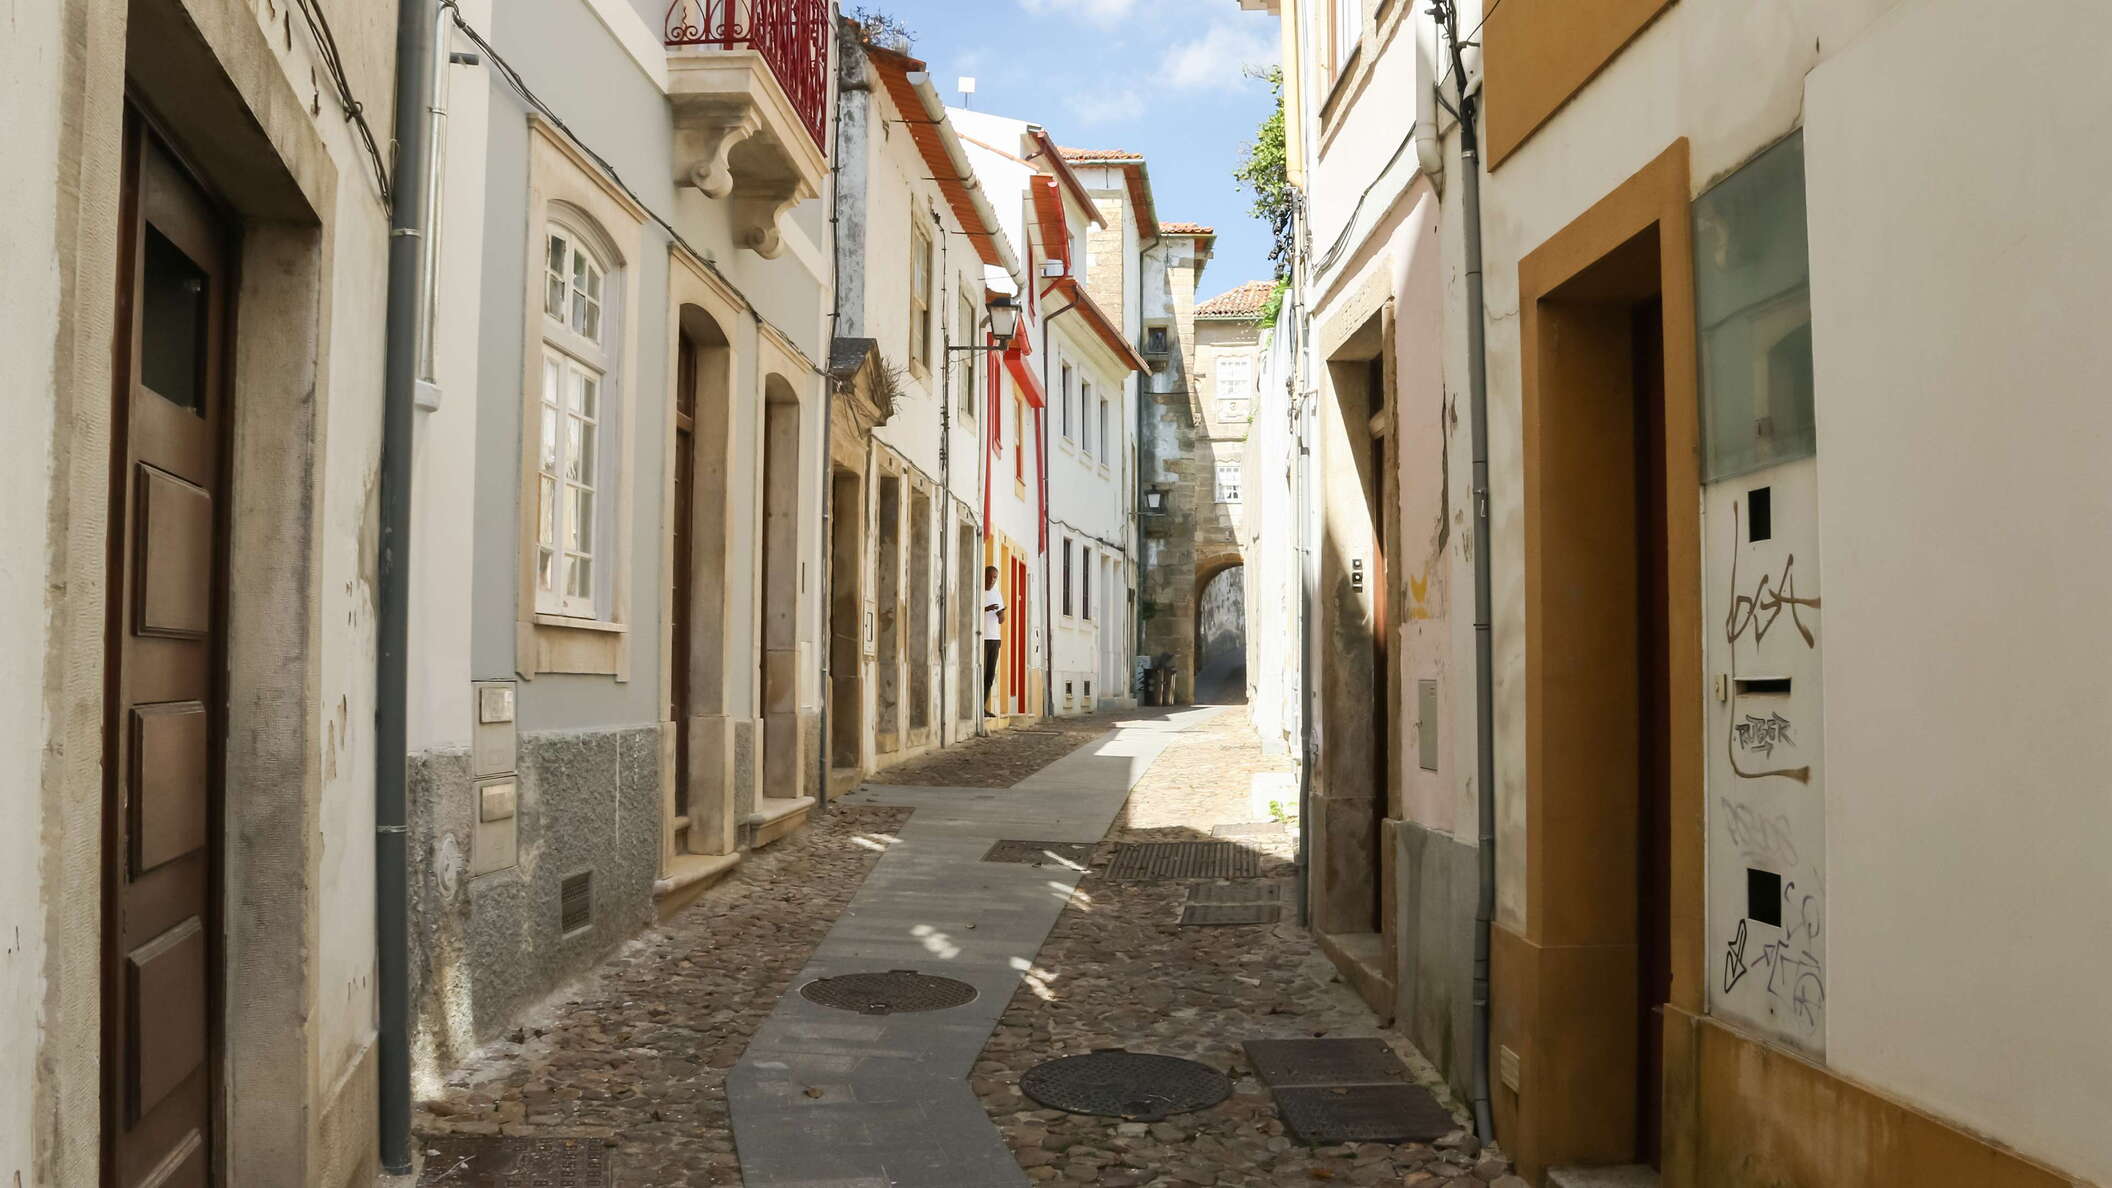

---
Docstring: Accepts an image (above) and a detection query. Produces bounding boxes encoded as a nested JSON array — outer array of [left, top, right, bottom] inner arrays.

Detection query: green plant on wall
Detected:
[[1256, 278, 1290, 330], [1234, 67, 1293, 280], [848, 6, 916, 51]]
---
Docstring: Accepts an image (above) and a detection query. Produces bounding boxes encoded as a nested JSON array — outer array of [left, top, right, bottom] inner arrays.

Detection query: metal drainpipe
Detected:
[[1040, 298, 1076, 721], [818, 39, 860, 808], [936, 209, 952, 749], [376, 0, 435, 1174], [1441, 24, 1500, 1146], [1133, 233, 1158, 702]]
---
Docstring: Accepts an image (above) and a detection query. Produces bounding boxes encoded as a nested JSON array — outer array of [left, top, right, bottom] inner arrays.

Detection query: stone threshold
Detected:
[[651, 851, 741, 921], [742, 795, 816, 850], [1317, 928, 1398, 1024], [1548, 1166, 1661, 1188]]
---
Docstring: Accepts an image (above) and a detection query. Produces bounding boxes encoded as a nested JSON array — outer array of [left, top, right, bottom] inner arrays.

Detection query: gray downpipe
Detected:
[[377, 0, 435, 1174], [1132, 234, 1158, 703], [1446, 27, 1499, 1147]]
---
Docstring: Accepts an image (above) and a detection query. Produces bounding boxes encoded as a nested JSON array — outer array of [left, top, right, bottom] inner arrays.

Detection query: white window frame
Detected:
[[1080, 379, 1094, 457], [1215, 462, 1243, 504], [1097, 394, 1111, 465], [1082, 548, 1093, 621], [536, 221, 618, 619], [910, 216, 933, 373], [1060, 362, 1075, 441], [958, 289, 978, 419], [1062, 537, 1074, 617]]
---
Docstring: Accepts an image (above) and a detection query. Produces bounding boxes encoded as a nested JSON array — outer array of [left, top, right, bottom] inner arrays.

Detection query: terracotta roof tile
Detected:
[[1195, 279, 1277, 319], [1161, 221, 1216, 236], [1058, 146, 1145, 161]]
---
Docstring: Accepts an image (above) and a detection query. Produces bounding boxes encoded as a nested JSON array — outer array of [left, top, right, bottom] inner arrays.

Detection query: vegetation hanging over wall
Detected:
[[1234, 68, 1293, 280]]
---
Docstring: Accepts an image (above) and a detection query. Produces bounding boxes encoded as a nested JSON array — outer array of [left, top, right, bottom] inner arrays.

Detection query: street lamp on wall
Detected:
[[949, 294, 1023, 353]]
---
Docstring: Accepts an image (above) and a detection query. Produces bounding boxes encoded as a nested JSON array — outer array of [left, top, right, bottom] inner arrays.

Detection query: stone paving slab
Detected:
[[726, 711, 1218, 1187]]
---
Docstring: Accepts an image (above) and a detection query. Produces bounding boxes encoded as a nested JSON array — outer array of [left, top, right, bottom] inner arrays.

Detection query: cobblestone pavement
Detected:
[[865, 709, 1140, 788], [974, 707, 1522, 1187], [410, 708, 1516, 1187], [412, 803, 912, 1187]]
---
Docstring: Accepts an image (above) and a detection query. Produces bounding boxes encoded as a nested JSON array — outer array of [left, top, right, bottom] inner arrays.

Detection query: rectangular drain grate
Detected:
[[1272, 1084, 1456, 1144], [1186, 881, 1285, 905], [1105, 841, 1262, 881], [1244, 1037, 1408, 1088], [1179, 903, 1283, 926], [418, 1136, 612, 1186], [981, 840, 1095, 867]]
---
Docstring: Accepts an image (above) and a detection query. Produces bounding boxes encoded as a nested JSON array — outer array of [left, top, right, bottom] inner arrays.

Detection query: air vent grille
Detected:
[[559, 871, 592, 934]]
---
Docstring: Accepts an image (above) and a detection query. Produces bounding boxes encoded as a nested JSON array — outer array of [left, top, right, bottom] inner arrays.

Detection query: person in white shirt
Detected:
[[981, 565, 1005, 713]]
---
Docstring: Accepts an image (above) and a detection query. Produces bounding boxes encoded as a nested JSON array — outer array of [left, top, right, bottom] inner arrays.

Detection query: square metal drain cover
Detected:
[[1186, 881, 1284, 905], [1180, 903, 1283, 926], [417, 1136, 612, 1186], [1105, 841, 1262, 881], [982, 840, 1095, 867], [1243, 1037, 1408, 1088], [1273, 1084, 1456, 1144]]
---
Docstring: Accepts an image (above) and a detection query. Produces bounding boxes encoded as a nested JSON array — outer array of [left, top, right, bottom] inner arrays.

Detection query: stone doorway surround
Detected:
[[1500, 140, 1704, 1179]]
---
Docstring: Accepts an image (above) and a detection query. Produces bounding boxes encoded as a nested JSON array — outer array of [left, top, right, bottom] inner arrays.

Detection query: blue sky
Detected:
[[866, 0, 1283, 296]]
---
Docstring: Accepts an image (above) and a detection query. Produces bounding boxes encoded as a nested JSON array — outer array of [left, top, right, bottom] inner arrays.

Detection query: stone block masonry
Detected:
[[407, 727, 662, 1086]]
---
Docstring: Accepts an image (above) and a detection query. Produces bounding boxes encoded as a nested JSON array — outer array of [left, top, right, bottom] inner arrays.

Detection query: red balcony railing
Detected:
[[665, 0, 831, 150]]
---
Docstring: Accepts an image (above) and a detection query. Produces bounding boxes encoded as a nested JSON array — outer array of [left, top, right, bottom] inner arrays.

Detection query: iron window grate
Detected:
[[559, 870, 592, 934]]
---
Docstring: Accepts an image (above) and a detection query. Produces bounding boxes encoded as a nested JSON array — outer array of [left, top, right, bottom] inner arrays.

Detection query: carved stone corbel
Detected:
[[734, 182, 812, 258], [680, 108, 763, 199]]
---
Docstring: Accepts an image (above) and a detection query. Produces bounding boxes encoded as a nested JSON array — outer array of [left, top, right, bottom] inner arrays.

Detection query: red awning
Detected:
[[1004, 347, 1046, 409]]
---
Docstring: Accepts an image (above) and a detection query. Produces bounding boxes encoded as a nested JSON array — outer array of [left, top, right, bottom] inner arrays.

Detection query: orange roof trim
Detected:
[[1031, 176, 1072, 270], [1030, 128, 1106, 228], [866, 45, 1015, 272], [1047, 276, 1149, 372]]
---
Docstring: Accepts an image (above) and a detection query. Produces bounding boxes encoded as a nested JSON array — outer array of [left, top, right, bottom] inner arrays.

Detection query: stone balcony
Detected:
[[664, 0, 830, 257]]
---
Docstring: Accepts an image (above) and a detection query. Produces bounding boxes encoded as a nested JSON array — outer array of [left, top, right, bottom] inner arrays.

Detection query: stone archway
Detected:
[[1193, 555, 1248, 705]]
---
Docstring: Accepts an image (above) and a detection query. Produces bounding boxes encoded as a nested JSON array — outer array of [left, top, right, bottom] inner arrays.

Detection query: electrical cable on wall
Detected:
[[290, 0, 393, 201], [441, 1, 828, 378]]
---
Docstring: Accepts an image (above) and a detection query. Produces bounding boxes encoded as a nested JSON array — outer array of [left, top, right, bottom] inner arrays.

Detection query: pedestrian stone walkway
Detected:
[[726, 709, 1209, 1186], [412, 707, 1515, 1187]]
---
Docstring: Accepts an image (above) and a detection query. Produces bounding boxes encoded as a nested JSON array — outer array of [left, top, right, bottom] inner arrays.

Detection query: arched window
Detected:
[[536, 217, 619, 617]]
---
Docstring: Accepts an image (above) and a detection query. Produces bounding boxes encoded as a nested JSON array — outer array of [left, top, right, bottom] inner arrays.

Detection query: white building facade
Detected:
[[1244, 0, 2112, 1183]]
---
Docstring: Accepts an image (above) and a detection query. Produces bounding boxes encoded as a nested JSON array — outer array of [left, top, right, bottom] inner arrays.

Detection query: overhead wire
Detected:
[[441, 1, 828, 377], [1312, 0, 1501, 277], [290, 0, 393, 202]]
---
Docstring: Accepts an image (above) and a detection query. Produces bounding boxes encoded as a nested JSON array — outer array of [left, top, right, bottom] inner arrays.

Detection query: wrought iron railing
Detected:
[[665, 0, 830, 150]]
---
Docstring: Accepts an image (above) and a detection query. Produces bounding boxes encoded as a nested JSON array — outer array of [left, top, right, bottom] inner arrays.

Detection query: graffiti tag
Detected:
[[1724, 503, 1819, 783], [1722, 881, 1825, 1032], [1733, 713, 1794, 758], [1720, 797, 1798, 867]]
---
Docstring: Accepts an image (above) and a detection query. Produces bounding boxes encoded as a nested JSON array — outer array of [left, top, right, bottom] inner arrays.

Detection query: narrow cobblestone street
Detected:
[[412, 708, 1514, 1186]]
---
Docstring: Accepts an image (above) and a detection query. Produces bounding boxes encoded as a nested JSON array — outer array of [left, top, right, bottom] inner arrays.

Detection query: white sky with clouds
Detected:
[[866, 0, 1283, 291]]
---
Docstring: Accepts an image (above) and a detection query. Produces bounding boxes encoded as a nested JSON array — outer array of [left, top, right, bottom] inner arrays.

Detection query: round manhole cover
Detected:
[[799, 970, 978, 1015], [1019, 1051, 1232, 1121]]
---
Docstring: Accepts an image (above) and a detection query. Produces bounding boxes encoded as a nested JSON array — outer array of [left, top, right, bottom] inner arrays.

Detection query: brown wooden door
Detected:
[[671, 334, 698, 827], [1632, 298, 1672, 1167], [105, 114, 230, 1188]]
